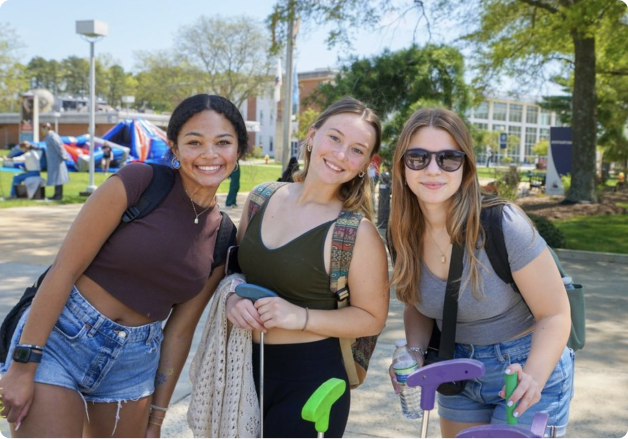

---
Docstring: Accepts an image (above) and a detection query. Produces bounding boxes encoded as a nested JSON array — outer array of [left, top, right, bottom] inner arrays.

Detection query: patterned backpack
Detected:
[[247, 182, 379, 388]]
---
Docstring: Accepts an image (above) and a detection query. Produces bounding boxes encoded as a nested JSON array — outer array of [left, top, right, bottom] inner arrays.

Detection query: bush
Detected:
[[246, 146, 264, 159], [494, 166, 521, 200], [527, 214, 566, 248], [561, 173, 571, 193]]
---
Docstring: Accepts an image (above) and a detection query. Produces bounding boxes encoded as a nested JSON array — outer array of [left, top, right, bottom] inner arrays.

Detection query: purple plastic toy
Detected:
[[406, 359, 549, 438]]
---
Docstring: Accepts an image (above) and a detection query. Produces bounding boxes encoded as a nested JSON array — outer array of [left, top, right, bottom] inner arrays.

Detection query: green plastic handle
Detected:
[[302, 378, 347, 434], [505, 371, 518, 425]]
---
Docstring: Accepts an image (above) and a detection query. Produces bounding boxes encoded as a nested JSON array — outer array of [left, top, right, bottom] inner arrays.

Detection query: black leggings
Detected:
[[252, 338, 351, 438]]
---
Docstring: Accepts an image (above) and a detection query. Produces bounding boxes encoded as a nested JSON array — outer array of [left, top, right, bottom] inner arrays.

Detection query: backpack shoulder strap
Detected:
[[247, 181, 288, 222], [481, 203, 519, 292], [330, 210, 364, 303], [121, 164, 176, 223], [210, 212, 237, 274]]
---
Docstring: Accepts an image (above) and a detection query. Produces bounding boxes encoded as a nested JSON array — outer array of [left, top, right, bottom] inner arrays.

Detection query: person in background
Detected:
[[0, 94, 245, 438], [279, 156, 300, 183], [101, 142, 112, 174], [387, 107, 573, 437], [225, 160, 241, 207], [227, 97, 389, 437], [9, 142, 42, 199], [41, 123, 69, 201]]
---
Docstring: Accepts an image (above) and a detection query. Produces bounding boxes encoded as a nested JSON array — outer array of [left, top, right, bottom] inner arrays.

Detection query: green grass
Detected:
[[554, 214, 628, 254], [0, 162, 282, 208]]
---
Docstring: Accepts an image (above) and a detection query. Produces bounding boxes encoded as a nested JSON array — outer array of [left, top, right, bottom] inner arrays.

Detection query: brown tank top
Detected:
[[83, 163, 222, 320], [238, 200, 337, 310]]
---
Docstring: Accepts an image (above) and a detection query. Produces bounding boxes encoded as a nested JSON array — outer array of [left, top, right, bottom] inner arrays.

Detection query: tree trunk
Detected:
[[567, 35, 597, 203]]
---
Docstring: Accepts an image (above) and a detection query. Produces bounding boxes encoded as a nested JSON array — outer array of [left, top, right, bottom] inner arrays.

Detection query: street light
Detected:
[[76, 19, 108, 195]]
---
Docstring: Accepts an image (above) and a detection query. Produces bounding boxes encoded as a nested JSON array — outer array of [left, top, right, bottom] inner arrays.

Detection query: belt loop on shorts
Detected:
[[495, 342, 508, 363], [88, 316, 104, 338], [147, 323, 157, 345]]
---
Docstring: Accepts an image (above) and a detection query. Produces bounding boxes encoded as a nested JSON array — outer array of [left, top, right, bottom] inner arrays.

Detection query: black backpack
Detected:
[[0, 164, 236, 363]]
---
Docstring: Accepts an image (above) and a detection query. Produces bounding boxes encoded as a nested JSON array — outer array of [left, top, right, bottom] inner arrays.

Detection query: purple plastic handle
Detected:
[[456, 412, 549, 438], [406, 359, 485, 411]]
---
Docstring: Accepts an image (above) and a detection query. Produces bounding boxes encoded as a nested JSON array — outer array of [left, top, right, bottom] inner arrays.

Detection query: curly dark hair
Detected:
[[167, 94, 248, 159]]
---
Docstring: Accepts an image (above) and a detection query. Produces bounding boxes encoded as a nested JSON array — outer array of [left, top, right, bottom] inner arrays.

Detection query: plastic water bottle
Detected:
[[392, 339, 423, 420], [562, 276, 575, 290]]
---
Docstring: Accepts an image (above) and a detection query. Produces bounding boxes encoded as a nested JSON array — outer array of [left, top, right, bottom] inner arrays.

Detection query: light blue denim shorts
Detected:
[[1, 286, 164, 403], [437, 331, 575, 437]]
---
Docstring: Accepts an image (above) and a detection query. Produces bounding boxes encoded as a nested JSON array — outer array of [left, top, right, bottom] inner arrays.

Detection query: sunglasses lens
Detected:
[[404, 150, 429, 170], [438, 151, 464, 171]]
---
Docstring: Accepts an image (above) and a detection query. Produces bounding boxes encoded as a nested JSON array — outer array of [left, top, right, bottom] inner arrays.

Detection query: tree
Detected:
[[532, 139, 549, 156], [61, 56, 90, 98], [431, 0, 628, 203], [0, 23, 27, 112], [175, 15, 274, 108], [308, 44, 470, 162], [26, 57, 62, 95], [297, 108, 320, 140], [134, 50, 200, 113]]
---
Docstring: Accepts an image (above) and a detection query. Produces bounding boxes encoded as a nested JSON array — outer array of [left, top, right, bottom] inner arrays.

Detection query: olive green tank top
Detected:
[[238, 200, 337, 310]]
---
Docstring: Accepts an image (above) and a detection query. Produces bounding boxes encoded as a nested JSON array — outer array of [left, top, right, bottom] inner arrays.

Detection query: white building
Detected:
[[467, 96, 562, 164]]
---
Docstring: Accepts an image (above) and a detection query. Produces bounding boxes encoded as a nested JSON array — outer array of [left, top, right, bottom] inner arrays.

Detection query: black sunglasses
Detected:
[[403, 148, 466, 172]]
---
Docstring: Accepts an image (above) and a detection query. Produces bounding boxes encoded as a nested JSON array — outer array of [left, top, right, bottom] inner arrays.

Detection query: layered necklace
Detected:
[[426, 227, 451, 264], [184, 189, 213, 224]]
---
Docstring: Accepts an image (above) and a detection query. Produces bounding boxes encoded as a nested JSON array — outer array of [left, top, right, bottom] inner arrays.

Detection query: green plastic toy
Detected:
[[302, 378, 347, 437], [505, 371, 518, 425]]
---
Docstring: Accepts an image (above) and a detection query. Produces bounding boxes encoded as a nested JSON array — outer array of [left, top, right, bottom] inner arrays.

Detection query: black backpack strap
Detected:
[[481, 203, 519, 293], [210, 212, 237, 274], [438, 243, 465, 359], [121, 164, 176, 223]]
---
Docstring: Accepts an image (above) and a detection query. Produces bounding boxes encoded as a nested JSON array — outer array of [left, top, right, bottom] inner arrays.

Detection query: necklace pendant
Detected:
[[441, 255, 446, 264], [194, 217, 199, 225]]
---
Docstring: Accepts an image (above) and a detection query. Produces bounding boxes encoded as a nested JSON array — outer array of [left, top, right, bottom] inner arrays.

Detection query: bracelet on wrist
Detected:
[[150, 404, 169, 413], [409, 347, 427, 358], [301, 307, 309, 331]]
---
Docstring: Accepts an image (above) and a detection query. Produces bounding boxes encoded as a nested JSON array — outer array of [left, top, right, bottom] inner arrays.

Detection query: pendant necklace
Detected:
[[426, 227, 450, 264], [185, 189, 212, 224]]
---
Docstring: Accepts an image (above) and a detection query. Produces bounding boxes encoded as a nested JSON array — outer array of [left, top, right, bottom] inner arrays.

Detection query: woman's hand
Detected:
[[388, 350, 424, 395], [0, 365, 36, 427], [254, 297, 307, 331], [498, 363, 542, 418], [226, 293, 266, 332]]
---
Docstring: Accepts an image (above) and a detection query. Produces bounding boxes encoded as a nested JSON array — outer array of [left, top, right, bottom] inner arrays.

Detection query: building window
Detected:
[[526, 106, 538, 125], [492, 102, 507, 121], [269, 137, 273, 152], [507, 125, 521, 158], [539, 128, 549, 141], [474, 102, 489, 119], [525, 127, 537, 157], [492, 124, 506, 132], [474, 122, 488, 130], [291, 140, 299, 157], [259, 110, 264, 124], [540, 110, 552, 126], [509, 104, 522, 123]]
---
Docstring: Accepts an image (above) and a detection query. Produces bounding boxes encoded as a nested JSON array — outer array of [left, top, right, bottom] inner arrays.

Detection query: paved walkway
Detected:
[[0, 193, 627, 437]]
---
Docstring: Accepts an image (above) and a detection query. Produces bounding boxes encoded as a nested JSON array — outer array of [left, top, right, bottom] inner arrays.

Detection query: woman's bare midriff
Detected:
[[75, 275, 155, 327], [252, 327, 327, 345], [509, 326, 535, 340]]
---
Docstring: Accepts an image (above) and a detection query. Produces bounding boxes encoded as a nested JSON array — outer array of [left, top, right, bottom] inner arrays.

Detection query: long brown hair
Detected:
[[389, 107, 508, 305], [293, 97, 382, 221]]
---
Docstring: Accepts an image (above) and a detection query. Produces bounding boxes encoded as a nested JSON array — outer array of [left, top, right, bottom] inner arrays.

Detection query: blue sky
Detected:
[[0, 0, 435, 74]]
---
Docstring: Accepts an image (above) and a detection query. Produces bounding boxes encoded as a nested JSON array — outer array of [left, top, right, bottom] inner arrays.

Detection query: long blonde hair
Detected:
[[389, 107, 507, 305], [293, 97, 382, 221]]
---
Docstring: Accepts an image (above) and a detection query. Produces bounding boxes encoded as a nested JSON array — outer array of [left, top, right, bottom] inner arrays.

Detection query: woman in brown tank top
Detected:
[[226, 98, 390, 437], [0, 95, 246, 438]]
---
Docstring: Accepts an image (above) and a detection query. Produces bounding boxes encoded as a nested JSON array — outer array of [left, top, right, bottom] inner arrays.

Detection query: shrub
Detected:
[[561, 173, 571, 193], [494, 166, 521, 200], [527, 214, 566, 248]]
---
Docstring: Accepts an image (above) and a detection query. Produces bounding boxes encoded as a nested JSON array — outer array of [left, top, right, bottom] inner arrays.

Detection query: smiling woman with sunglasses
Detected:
[[387, 108, 574, 437]]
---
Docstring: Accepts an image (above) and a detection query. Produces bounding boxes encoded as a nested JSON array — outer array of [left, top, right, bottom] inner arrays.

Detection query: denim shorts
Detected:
[[437, 332, 575, 437], [1, 286, 164, 404]]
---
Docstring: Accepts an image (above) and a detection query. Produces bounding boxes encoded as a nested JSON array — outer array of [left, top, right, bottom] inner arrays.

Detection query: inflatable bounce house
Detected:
[[5, 118, 169, 172]]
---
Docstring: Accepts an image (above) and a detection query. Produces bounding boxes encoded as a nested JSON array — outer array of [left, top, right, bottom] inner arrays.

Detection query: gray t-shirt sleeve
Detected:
[[502, 204, 547, 272]]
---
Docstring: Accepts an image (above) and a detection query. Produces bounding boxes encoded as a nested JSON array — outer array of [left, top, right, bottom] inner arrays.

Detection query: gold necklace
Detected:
[[426, 227, 450, 264], [184, 190, 212, 224]]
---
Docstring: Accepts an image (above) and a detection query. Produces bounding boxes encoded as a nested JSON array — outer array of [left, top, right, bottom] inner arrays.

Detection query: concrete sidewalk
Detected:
[[0, 194, 627, 438]]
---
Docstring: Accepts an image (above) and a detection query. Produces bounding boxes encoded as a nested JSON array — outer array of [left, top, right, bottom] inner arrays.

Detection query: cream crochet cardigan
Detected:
[[187, 274, 260, 438]]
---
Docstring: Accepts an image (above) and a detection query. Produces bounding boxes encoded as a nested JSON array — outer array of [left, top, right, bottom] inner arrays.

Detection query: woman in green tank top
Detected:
[[226, 97, 390, 438]]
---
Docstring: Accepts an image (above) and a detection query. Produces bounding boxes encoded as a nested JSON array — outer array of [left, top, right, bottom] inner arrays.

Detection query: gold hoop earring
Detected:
[[234, 162, 239, 172], [358, 171, 365, 178], [307, 142, 312, 153]]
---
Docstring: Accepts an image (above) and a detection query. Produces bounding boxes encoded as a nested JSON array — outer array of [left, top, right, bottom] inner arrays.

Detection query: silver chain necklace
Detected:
[[184, 190, 212, 224]]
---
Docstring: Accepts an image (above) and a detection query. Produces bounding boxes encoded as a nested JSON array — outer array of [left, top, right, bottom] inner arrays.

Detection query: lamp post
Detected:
[[53, 111, 61, 133], [76, 19, 108, 195]]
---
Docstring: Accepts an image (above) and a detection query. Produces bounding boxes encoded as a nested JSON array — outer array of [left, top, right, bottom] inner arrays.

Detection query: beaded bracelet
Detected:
[[150, 404, 169, 413]]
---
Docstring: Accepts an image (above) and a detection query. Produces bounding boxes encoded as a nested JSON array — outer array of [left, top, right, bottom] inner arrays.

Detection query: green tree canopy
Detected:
[[0, 23, 27, 112]]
